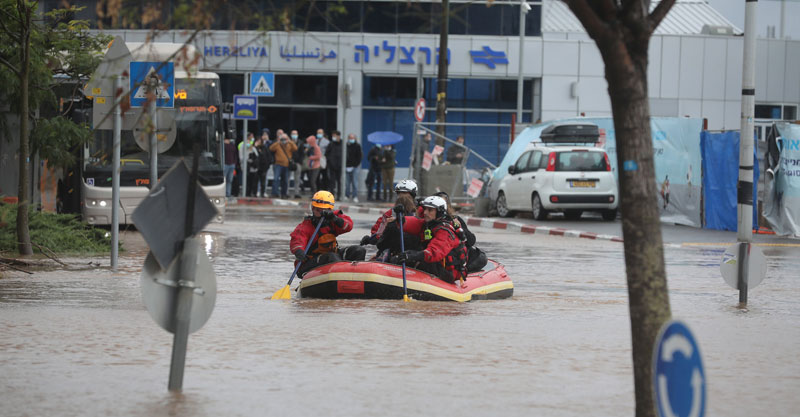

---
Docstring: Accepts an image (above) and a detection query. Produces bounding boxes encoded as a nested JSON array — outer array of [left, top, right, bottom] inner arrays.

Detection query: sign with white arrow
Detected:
[[653, 320, 706, 417]]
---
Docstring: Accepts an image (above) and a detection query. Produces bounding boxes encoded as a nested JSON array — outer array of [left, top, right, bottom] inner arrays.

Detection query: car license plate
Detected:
[[570, 180, 596, 188]]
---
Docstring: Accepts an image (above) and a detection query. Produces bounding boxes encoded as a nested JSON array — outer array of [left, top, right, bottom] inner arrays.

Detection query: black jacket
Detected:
[[325, 140, 343, 170], [346, 142, 363, 168], [367, 146, 382, 171]]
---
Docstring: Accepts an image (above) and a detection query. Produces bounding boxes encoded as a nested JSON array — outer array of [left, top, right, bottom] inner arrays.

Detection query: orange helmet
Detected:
[[311, 191, 335, 209]]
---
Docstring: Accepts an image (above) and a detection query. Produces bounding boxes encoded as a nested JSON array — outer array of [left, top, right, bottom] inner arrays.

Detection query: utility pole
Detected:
[[435, 0, 449, 144], [516, 0, 529, 124], [737, 0, 758, 306]]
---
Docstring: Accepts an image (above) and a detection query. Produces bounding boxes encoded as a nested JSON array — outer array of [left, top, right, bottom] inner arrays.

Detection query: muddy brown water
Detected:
[[1, 207, 798, 416]]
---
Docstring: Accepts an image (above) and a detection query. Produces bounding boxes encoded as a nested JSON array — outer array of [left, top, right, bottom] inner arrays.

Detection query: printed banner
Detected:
[[763, 123, 800, 237], [467, 178, 484, 198], [422, 151, 433, 171]]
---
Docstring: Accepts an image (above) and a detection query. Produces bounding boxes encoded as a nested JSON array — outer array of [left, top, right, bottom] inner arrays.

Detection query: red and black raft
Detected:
[[296, 260, 513, 302]]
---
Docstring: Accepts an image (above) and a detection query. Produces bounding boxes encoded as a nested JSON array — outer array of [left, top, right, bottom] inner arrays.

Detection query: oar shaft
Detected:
[[399, 214, 408, 298]]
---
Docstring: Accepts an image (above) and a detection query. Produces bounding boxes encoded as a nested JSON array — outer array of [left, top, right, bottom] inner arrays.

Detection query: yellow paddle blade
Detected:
[[270, 285, 292, 300], [403, 294, 410, 302]]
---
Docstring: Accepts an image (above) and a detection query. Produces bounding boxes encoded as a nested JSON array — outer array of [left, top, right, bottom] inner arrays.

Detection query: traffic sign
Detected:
[[140, 241, 217, 334], [131, 160, 218, 270], [250, 72, 274, 97], [133, 108, 177, 153], [720, 243, 767, 290], [85, 36, 131, 98], [415, 98, 426, 122], [130, 61, 175, 108], [653, 320, 706, 417], [233, 95, 258, 120]]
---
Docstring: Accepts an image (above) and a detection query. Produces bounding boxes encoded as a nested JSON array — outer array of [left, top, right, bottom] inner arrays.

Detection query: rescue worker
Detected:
[[360, 179, 419, 247], [289, 191, 365, 277], [386, 196, 468, 284], [434, 191, 486, 272]]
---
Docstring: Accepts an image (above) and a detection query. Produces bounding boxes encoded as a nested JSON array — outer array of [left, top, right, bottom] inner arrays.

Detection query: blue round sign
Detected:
[[653, 320, 706, 417]]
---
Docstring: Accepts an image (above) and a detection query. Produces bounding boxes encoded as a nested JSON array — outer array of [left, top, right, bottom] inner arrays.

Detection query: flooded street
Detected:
[[1, 205, 799, 417]]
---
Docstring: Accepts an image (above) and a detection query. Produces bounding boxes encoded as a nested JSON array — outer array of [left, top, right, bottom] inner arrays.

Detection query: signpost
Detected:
[[720, 243, 767, 291], [84, 36, 131, 271], [133, 159, 218, 391], [233, 95, 258, 121], [653, 320, 706, 417]]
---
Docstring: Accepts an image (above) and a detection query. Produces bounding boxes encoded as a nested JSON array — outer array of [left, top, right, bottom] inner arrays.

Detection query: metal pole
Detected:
[[516, 0, 526, 124], [241, 74, 248, 198], [780, 0, 785, 39], [111, 76, 121, 271], [340, 60, 348, 199], [737, 0, 758, 305], [168, 143, 202, 391], [148, 75, 158, 188]]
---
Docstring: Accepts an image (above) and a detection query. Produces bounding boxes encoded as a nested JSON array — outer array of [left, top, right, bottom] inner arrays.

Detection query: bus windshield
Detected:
[[85, 76, 224, 186]]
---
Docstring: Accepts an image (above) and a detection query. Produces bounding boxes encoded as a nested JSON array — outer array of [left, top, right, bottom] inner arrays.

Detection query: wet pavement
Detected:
[[1, 205, 798, 417]]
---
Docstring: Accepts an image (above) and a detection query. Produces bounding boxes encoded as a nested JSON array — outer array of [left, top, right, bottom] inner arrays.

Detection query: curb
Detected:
[[227, 199, 624, 243], [334, 204, 624, 243]]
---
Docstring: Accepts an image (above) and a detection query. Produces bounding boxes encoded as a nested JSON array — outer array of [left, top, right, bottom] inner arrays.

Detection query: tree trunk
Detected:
[[16, 7, 33, 256], [602, 38, 671, 417], [434, 0, 449, 144]]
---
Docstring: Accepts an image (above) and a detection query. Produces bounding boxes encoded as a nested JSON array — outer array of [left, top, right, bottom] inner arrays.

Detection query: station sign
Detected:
[[233, 95, 258, 120]]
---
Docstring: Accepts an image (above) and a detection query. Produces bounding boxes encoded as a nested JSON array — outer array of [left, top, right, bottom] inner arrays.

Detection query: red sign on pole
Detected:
[[414, 98, 426, 122]]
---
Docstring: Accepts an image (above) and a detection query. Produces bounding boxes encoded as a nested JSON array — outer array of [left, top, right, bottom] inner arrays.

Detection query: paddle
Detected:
[[397, 210, 410, 302], [271, 216, 325, 300]]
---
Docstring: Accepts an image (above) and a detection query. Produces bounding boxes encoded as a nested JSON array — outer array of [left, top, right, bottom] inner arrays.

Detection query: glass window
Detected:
[[326, 1, 363, 32], [515, 151, 532, 172], [467, 3, 503, 35], [783, 105, 797, 120], [397, 1, 432, 34], [432, 2, 467, 35], [363, 76, 418, 107], [525, 4, 542, 36], [528, 151, 542, 170], [294, 1, 328, 31], [556, 151, 607, 172], [755, 104, 782, 119], [363, 1, 397, 33]]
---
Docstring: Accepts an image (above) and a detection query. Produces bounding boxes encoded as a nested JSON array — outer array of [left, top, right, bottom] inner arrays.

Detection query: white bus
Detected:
[[82, 42, 226, 225]]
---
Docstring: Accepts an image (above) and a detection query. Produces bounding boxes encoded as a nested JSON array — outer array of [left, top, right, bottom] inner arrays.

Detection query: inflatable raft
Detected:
[[297, 260, 513, 302]]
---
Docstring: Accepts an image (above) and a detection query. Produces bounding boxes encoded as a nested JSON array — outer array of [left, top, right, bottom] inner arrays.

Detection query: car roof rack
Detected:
[[540, 123, 600, 144]]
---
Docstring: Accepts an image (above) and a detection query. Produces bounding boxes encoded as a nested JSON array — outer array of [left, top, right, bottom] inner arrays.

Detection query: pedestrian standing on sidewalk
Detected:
[[366, 143, 382, 201], [256, 130, 273, 197], [223, 136, 238, 198], [325, 130, 343, 199], [345, 133, 363, 203], [316, 128, 330, 191], [290, 129, 305, 198], [305, 135, 322, 194], [270, 133, 298, 199], [380, 144, 396, 202]]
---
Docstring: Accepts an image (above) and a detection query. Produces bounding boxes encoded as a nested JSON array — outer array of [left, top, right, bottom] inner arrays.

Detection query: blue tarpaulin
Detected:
[[700, 131, 759, 231]]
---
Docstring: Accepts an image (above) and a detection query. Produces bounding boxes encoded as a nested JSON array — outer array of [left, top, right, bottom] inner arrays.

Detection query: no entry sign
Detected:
[[414, 98, 426, 122]]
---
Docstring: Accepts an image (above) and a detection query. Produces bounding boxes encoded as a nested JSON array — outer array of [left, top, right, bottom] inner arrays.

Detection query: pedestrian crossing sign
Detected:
[[129, 61, 175, 108], [250, 72, 274, 97]]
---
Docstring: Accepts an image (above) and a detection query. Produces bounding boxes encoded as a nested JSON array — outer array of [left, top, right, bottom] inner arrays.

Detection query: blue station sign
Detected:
[[232, 95, 258, 120], [653, 320, 706, 417], [249, 72, 275, 97]]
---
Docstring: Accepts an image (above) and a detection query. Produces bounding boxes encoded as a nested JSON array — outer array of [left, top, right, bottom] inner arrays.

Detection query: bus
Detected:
[[82, 42, 226, 225]]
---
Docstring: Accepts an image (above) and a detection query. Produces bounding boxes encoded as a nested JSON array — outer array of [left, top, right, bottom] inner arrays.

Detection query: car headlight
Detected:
[[99, 200, 107, 207]]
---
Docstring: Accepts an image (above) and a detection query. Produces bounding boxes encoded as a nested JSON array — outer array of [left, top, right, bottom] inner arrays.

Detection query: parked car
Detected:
[[493, 124, 619, 221]]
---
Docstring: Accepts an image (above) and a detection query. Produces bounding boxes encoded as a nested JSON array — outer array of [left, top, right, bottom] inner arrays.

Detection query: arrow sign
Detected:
[[130, 61, 175, 108], [653, 320, 706, 417]]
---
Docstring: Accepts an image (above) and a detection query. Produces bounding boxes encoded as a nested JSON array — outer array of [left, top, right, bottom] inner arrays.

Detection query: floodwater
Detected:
[[1, 206, 799, 417]]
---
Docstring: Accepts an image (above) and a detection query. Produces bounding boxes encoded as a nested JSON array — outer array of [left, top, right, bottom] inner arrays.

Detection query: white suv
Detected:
[[493, 124, 618, 221]]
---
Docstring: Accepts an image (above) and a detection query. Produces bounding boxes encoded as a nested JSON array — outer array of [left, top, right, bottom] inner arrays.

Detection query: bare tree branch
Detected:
[[648, 0, 676, 33], [563, 0, 615, 43]]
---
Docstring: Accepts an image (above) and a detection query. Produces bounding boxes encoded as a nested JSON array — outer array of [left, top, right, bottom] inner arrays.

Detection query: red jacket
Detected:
[[290, 210, 353, 259], [399, 216, 460, 264], [370, 207, 421, 238]]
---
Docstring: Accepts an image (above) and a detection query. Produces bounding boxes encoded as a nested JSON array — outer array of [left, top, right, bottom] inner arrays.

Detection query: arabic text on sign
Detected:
[[279, 46, 337, 62]]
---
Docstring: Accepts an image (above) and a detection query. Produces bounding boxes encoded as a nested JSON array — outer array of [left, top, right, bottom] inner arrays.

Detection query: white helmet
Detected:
[[420, 195, 447, 219], [394, 179, 418, 198]]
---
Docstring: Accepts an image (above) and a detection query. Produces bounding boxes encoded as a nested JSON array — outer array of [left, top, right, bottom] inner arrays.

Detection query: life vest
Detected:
[[306, 217, 339, 256], [422, 218, 468, 282]]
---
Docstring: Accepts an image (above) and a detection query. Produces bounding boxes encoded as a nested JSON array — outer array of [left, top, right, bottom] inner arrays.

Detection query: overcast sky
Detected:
[[706, 0, 800, 39]]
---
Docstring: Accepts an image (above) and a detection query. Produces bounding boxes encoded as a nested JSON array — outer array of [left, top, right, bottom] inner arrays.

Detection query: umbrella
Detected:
[[367, 131, 403, 146]]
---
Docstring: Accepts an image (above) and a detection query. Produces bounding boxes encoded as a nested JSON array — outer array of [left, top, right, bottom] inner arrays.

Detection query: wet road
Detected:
[[1, 205, 798, 417]]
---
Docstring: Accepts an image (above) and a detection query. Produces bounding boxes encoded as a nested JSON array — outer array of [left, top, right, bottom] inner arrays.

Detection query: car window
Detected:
[[527, 151, 542, 170], [555, 151, 607, 171], [515, 151, 532, 172]]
